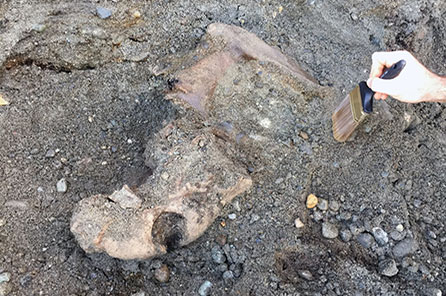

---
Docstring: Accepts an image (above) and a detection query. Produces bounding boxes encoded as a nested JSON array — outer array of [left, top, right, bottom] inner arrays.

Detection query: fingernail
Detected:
[[367, 78, 372, 87]]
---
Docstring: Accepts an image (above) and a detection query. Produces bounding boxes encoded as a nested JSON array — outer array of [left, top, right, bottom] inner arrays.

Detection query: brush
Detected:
[[332, 59, 406, 142]]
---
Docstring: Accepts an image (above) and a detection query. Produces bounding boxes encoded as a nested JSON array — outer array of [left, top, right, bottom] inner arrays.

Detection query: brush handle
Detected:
[[361, 59, 406, 113]]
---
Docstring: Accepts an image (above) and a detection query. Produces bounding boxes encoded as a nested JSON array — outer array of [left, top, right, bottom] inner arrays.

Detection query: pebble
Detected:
[[379, 259, 398, 277], [390, 230, 406, 241], [154, 264, 170, 283], [396, 224, 404, 232], [216, 234, 227, 246], [339, 229, 352, 242], [32, 24, 46, 32], [0, 272, 10, 283], [198, 281, 213, 296], [329, 200, 340, 212], [250, 214, 260, 224], [45, 149, 56, 158], [294, 218, 304, 229], [0, 272, 11, 296], [228, 213, 236, 220], [222, 270, 234, 281], [133, 10, 142, 18], [298, 270, 313, 281], [0, 219, 5, 227], [372, 227, 389, 246], [392, 238, 418, 258], [211, 246, 226, 264], [299, 131, 309, 140], [317, 198, 328, 211], [322, 222, 338, 239], [357, 233, 374, 248], [427, 288, 442, 296], [306, 194, 318, 209], [161, 172, 169, 180], [96, 7, 112, 19], [56, 178, 68, 193]]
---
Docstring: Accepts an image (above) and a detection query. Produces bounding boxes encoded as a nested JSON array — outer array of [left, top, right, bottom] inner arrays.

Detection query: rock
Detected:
[[161, 172, 169, 180], [250, 214, 260, 224], [390, 230, 406, 241], [222, 270, 234, 281], [322, 222, 338, 239], [0, 273, 10, 283], [306, 194, 318, 209], [131, 292, 145, 296], [372, 227, 389, 246], [32, 24, 47, 32], [154, 264, 170, 283], [96, 7, 112, 19], [217, 264, 228, 272], [396, 224, 404, 232], [211, 246, 226, 264], [425, 288, 442, 296], [357, 233, 374, 248], [228, 213, 236, 220], [340, 229, 352, 242], [298, 270, 313, 281], [0, 272, 11, 296], [317, 198, 328, 211], [294, 218, 304, 229], [393, 238, 418, 258], [45, 149, 56, 158], [56, 178, 68, 193], [299, 131, 309, 140], [0, 219, 5, 227], [379, 259, 398, 277], [232, 263, 243, 278], [216, 234, 227, 246], [108, 185, 142, 209], [198, 281, 213, 296], [133, 11, 141, 18], [4, 200, 29, 210], [329, 200, 340, 212]]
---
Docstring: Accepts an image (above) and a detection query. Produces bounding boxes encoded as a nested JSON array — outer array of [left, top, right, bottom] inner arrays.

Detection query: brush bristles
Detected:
[[332, 94, 359, 142]]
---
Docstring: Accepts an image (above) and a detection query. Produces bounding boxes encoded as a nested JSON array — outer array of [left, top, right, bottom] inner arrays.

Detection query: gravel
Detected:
[[198, 281, 212, 296], [228, 213, 237, 220], [56, 178, 68, 193], [211, 246, 226, 264], [322, 222, 338, 239], [372, 227, 389, 246], [317, 198, 328, 211], [357, 233, 374, 248], [393, 238, 418, 258], [340, 229, 352, 242], [96, 7, 112, 19], [222, 270, 234, 281], [379, 259, 398, 277], [154, 264, 170, 283]]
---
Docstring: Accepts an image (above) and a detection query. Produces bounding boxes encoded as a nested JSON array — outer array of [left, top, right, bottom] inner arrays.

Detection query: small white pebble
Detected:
[[396, 224, 404, 232], [127, 139, 133, 144], [161, 172, 169, 180], [228, 213, 237, 220], [294, 218, 304, 229], [101, 161, 108, 166]]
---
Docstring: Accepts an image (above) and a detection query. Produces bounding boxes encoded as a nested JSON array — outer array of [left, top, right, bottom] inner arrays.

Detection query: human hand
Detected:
[[367, 50, 446, 103]]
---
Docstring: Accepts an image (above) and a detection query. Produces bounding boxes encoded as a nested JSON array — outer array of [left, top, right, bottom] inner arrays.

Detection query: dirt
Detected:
[[1, 0, 445, 295]]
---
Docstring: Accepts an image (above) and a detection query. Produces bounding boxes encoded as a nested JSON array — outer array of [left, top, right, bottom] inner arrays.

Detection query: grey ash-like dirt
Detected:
[[1, 0, 445, 295]]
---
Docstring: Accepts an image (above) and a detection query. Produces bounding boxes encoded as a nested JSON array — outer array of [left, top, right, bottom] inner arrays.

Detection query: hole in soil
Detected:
[[152, 212, 186, 252]]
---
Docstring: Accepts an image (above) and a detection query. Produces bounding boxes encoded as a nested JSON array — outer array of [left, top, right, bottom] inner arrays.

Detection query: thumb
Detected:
[[367, 77, 395, 95]]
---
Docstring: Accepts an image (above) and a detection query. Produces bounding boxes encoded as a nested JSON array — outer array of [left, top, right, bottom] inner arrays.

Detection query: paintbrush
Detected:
[[332, 59, 406, 142]]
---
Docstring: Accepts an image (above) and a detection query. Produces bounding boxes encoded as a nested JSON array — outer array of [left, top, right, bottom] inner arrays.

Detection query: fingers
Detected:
[[369, 51, 412, 79], [367, 77, 395, 97]]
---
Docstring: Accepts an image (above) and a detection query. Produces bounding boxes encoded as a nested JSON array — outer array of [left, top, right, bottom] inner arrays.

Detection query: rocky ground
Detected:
[[1, 0, 445, 295]]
